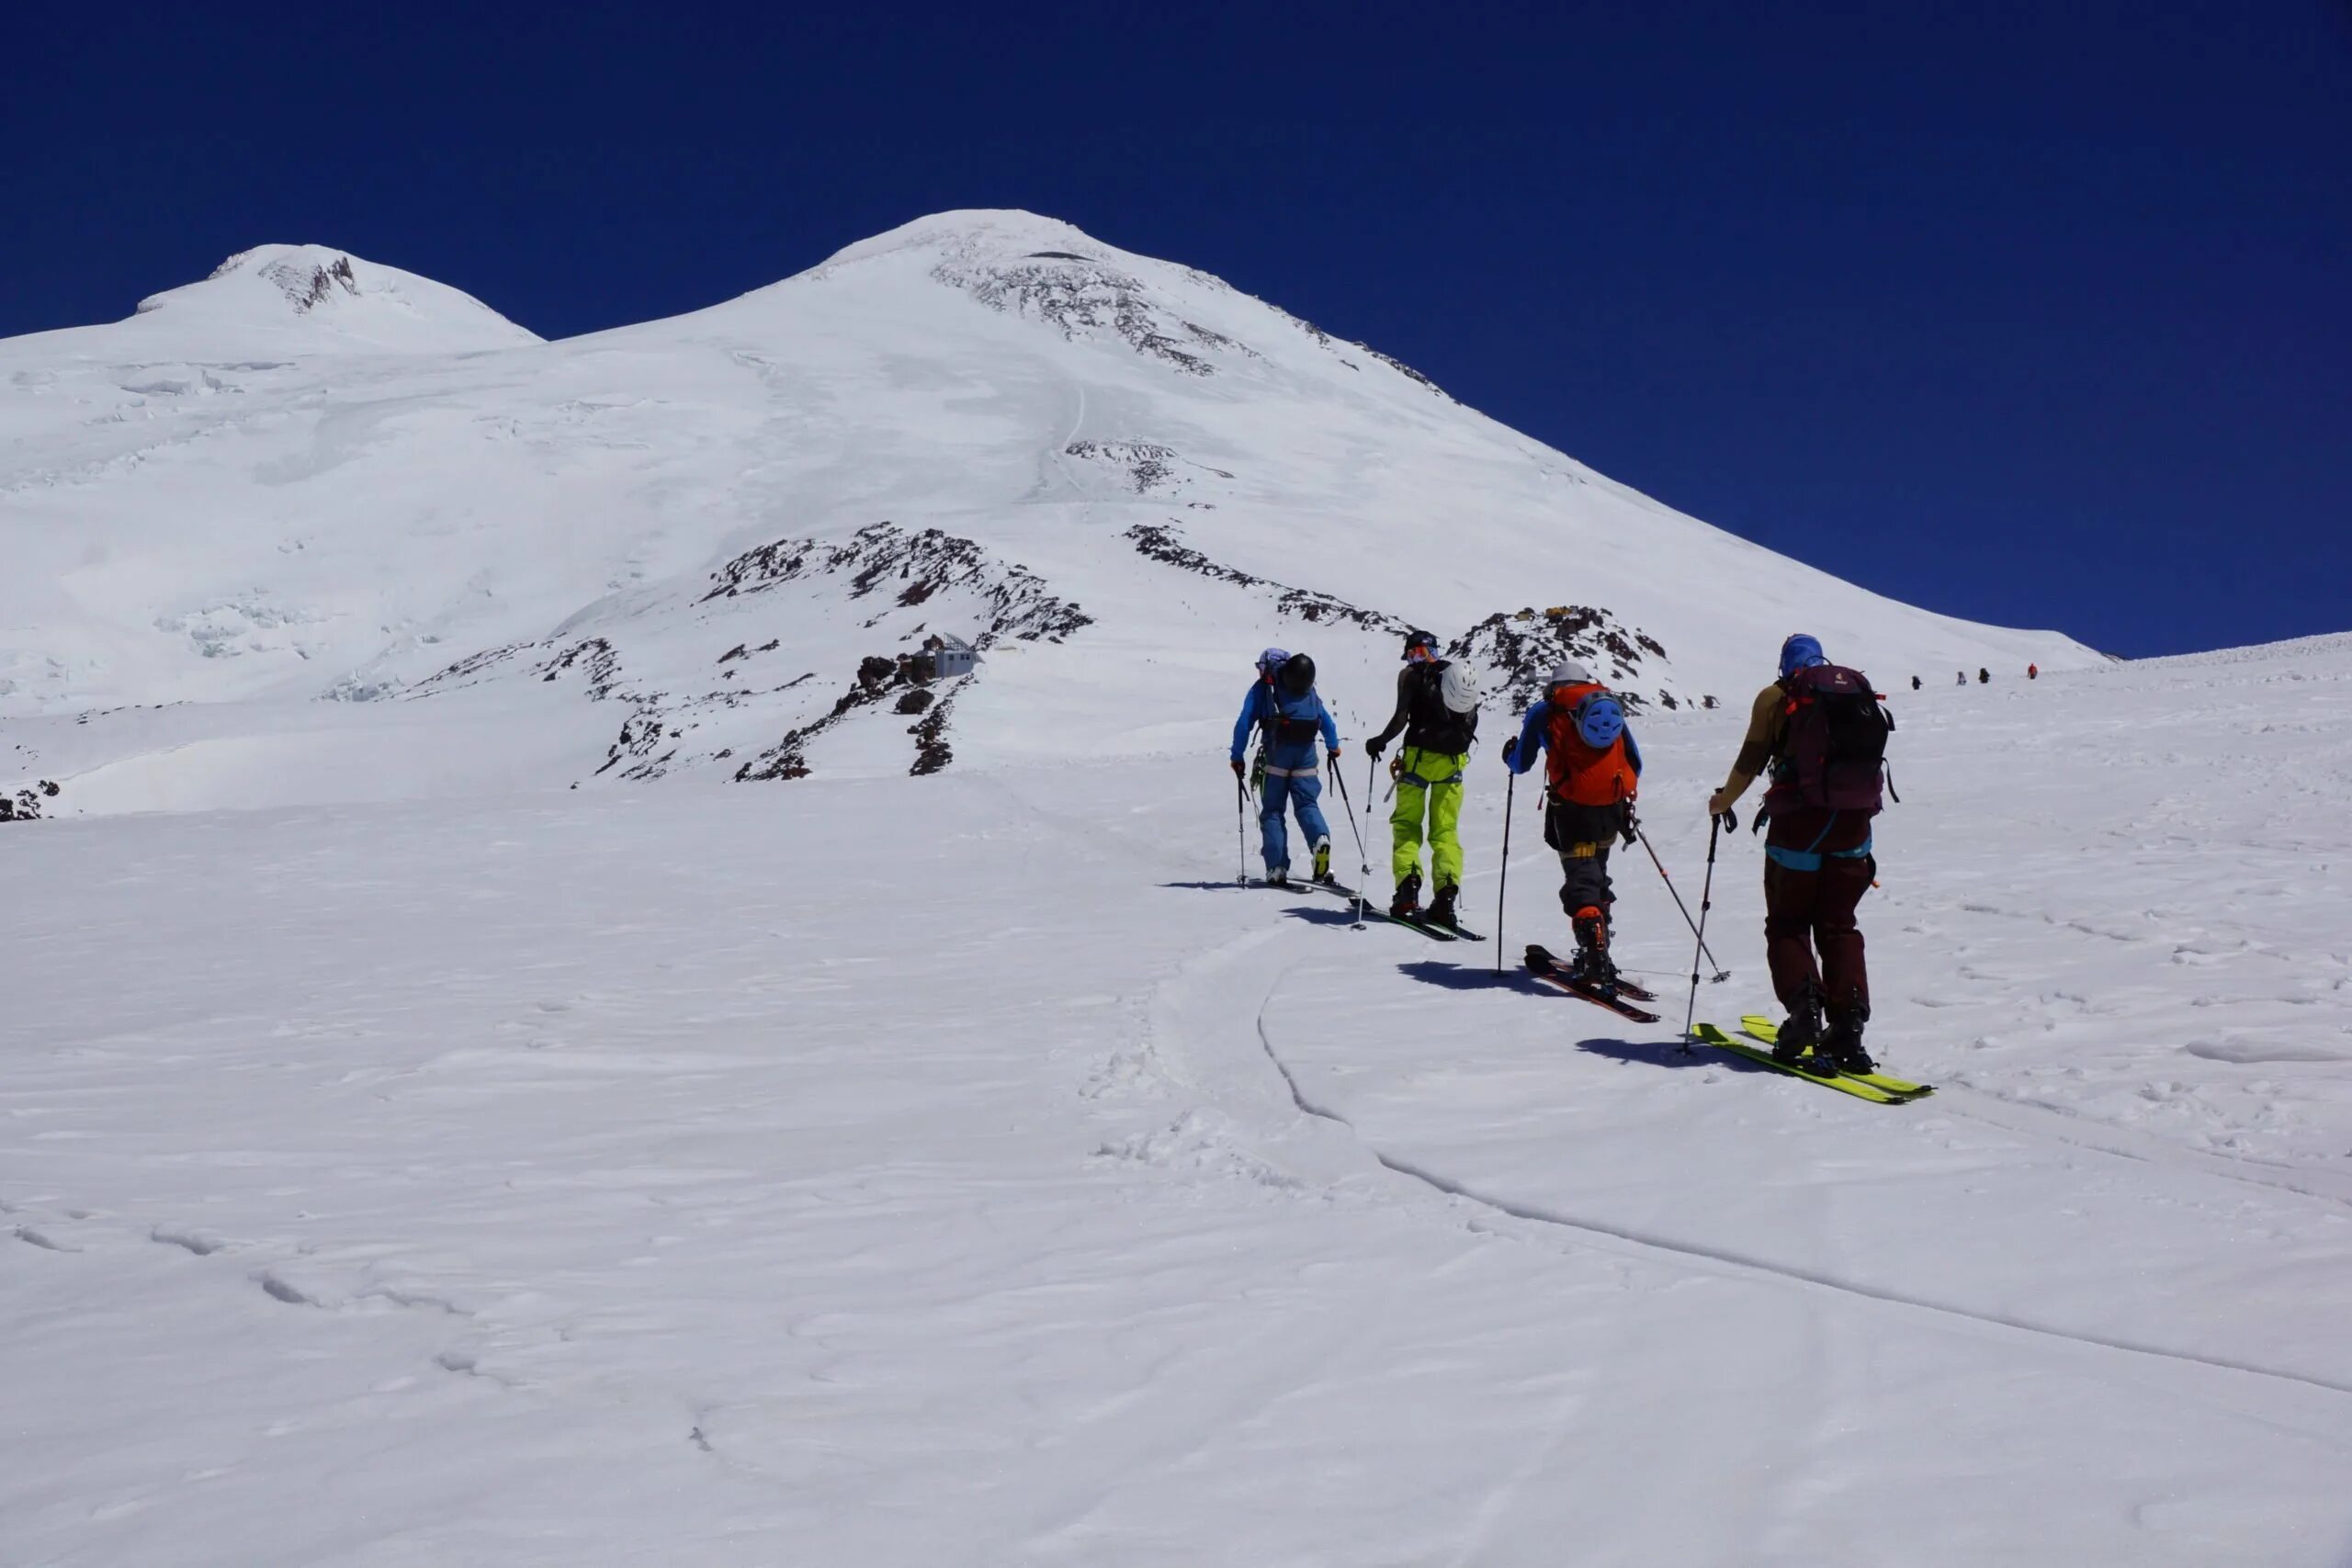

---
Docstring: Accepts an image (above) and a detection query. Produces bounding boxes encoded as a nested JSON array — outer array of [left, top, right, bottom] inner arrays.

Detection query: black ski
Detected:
[[1256, 876, 1358, 898], [1380, 909, 1467, 942], [1258, 877, 1458, 939], [1525, 945, 1661, 1022], [1418, 915, 1487, 942]]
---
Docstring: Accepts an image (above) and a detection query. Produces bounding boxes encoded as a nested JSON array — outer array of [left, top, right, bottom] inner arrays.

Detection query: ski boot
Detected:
[[1568, 905, 1618, 992], [1773, 985, 1825, 1067], [1312, 839, 1335, 886], [1823, 993, 1874, 1075], [1389, 871, 1422, 919], [1267, 864, 1291, 889], [1427, 882, 1461, 928]]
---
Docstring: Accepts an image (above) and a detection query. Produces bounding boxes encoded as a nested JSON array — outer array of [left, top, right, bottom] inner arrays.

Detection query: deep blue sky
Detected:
[[7, 3, 2346, 657]]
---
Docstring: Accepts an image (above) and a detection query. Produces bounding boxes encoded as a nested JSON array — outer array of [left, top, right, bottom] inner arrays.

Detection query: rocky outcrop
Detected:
[[1451, 608, 1689, 713], [1, 779, 62, 823], [706, 523, 1091, 646], [1126, 523, 1408, 632]]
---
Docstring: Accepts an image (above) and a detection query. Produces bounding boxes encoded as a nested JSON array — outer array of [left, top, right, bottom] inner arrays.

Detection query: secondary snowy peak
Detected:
[[32, 244, 538, 359]]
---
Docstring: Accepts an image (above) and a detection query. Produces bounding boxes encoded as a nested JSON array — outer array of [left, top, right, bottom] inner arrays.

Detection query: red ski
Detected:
[[1525, 945, 1661, 1022]]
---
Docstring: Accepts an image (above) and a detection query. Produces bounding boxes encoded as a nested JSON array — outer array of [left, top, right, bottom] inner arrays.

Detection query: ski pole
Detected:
[[1679, 809, 1732, 1048], [1235, 768, 1249, 886], [1496, 765, 1516, 975], [1331, 755, 1372, 929], [1635, 825, 1730, 981]]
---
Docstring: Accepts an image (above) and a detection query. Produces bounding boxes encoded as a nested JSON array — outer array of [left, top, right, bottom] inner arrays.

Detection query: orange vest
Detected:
[[1544, 682, 1638, 807]]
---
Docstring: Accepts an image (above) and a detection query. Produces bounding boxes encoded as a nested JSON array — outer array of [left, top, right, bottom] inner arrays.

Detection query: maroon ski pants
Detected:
[[1760, 807, 1873, 1016]]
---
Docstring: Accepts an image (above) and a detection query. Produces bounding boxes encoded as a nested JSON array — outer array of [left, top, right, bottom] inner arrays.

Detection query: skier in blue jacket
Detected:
[[1230, 648, 1343, 887]]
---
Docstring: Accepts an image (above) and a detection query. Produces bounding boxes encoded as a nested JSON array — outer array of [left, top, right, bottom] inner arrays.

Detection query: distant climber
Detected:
[[1911, 675, 1921, 691], [2028, 663, 2039, 681], [1504, 660, 1641, 989], [1978, 667, 1990, 684], [1231, 649, 1342, 887], [1365, 628, 1479, 927]]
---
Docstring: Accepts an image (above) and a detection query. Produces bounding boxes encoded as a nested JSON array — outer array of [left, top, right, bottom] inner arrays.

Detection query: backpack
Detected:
[[1776, 664, 1893, 813], [1277, 652, 1317, 699], [1262, 654, 1324, 747], [1544, 682, 1637, 806], [1405, 660, 1478, 753]]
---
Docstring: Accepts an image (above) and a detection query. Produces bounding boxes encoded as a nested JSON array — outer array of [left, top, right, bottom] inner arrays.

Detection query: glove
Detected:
[[1231, 758, 1246, 778], [1500, 737, 1517, 769], [1619, 807, 1639, 848], [1365, 736, 1386, 761]]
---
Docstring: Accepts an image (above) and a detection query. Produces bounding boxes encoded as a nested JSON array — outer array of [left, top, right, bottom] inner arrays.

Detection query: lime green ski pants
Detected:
[[1389, 746, 1467, 889]]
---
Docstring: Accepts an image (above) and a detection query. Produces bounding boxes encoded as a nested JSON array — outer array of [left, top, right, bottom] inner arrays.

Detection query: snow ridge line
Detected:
[[1249, 991, 2352, 1404]]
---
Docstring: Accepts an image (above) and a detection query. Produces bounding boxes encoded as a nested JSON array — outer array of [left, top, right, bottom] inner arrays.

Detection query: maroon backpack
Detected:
[[1774, 665, 1894, 813]]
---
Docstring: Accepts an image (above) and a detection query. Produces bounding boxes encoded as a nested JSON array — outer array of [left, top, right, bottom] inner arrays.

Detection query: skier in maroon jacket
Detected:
[[1707, 634, 1893, 1074]]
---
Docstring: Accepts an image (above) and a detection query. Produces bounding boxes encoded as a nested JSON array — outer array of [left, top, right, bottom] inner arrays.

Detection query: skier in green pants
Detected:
[[1364, 628, 1481, 925]]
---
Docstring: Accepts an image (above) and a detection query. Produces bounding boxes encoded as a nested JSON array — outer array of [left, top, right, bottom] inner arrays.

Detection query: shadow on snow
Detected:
[[1394, 959, 1544, 994], [1577, 1034, 1778, 1074]]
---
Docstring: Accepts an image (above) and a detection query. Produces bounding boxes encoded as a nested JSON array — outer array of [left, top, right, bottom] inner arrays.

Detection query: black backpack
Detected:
[[1277, 652, 1317, 698], [1404, 660, 1477, 753], [1780, 664, 1894, 813], [1262, 654, 1323, 746]]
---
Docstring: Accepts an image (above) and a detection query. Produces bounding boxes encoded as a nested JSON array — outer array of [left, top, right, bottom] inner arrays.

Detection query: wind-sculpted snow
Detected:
[[933, 244, 1233, 376], [239, 251, 360, 311]]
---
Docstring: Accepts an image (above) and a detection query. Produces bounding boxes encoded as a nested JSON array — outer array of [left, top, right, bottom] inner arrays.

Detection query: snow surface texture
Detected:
[[1, 210, 2095, 817], [5, 215, 2346, 1564], [5, 637, 2350, 1565]]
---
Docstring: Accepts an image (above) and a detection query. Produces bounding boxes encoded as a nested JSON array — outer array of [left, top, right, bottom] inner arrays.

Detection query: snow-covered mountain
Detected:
[[6, 212, 2349, 1567], [2, 210, 2094, 815]]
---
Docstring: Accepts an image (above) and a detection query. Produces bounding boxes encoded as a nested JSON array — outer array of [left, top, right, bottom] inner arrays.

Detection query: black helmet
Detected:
[[1402, 628, 1438, 660], [1277, 651, 1317, 698]]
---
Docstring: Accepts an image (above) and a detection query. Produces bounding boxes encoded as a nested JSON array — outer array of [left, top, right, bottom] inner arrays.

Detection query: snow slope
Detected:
[[2, 211, 2097, 816], [6, 214, 2341, 1563], [4, 636, 2348, 1566]]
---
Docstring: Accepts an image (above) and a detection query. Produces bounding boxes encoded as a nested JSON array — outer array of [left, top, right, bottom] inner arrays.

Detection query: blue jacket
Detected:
[[1505, 700, 1644, 777], [1232, 682, 1341, 770]]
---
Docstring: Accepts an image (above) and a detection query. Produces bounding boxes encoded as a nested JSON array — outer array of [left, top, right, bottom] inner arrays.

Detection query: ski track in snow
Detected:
[[1252, 960, 2352, 1398]]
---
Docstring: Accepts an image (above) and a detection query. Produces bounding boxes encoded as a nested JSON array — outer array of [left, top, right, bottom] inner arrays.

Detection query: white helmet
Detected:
[[1439, 660, 1481, 715], [1548, 659, 1593, 686]]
